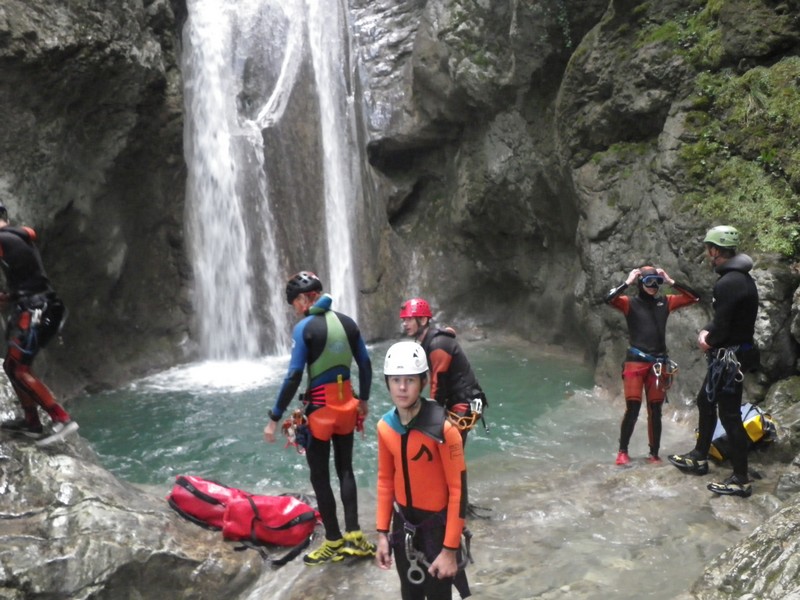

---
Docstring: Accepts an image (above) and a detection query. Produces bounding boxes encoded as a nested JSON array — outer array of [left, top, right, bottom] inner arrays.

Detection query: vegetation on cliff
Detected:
[[640, 0, 800, 258]]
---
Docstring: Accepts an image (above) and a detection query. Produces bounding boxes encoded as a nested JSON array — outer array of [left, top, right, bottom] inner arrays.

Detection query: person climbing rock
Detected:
[[0, 204, 77, 447]]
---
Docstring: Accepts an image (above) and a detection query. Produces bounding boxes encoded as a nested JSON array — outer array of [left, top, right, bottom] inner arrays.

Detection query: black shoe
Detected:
[[667, 452, 709, 475], [1, 418, 44, 439], [707, 475, 752, 498]]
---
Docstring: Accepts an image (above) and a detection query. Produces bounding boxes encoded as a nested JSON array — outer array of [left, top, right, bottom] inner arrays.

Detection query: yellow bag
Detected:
[[709, 403, 778, 461]]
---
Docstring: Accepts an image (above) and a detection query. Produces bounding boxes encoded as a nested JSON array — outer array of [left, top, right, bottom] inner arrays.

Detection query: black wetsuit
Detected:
[[417, 327, 483, 408], [0, 226, 69, 428], [693, 254, 759, 479]]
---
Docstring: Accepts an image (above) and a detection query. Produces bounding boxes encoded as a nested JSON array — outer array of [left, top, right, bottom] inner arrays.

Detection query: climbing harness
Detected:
[[446, 396, 489, 433], [651, 359, 679, 391], [628, 347, 678, 391], [281, 409, 309, 453], [402, 519, 472, 584], [705, 346, 744, 404]]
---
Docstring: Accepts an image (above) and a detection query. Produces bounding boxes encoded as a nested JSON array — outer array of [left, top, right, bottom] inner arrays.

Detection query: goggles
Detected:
[[641, 275, 664, 288]]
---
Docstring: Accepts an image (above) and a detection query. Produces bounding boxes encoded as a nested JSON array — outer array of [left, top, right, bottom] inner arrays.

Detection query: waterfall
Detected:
[[182, 2, 260, 359], [182, 0, 362, 358], [307, 0, 359, 319]]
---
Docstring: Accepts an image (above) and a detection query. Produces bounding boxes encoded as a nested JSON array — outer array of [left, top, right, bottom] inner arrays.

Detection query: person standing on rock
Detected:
[[399, 298, 487, 444], [605, 265, 700, 465], [375, 341, 470, 600], [668, 226, 760, 498], [0, 204, 78, 447], [263, 271, 375, 565]]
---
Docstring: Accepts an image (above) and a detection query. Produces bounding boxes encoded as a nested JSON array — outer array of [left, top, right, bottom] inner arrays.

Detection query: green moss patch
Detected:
[[678, 57, 800, 257]]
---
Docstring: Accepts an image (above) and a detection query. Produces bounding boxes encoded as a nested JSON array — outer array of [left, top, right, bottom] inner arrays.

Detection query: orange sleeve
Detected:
[[438, 421, 466, 549], [375, 421, 395, 532], [608, 295, 630, 314], [667, 289, 700, 312], [428, 348, 452, 400], [22, 226, 36, 241]]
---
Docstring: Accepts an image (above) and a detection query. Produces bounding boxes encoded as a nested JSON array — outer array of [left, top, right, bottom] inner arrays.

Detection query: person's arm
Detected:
[[604, 268, 639, 307], [427, 335, 456, 402], [429, 422, 466, 579], [264, 323, 308, 442], [660, 268, 701, 311], [375, 421, 395, 570], [353, 335, 372, 401]]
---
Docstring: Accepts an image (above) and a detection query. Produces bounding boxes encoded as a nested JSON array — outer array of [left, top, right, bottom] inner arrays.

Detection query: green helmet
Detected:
[[704, 225, 740, 248]]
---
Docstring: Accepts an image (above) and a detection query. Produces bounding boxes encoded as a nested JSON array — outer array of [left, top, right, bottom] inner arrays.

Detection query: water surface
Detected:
[[71, 336, 751, 599]]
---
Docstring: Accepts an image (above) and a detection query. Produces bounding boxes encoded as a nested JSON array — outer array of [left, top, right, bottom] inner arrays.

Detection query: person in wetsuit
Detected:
[[0, 204, 77, 446], [263, 271, 375, 564], [399, 298, 487, 443], [669, 226, 760, 498], [605, 265, 700, 465], [376, 341, 470, 600]]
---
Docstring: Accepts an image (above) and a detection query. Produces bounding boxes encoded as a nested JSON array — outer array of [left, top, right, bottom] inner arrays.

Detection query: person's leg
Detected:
[[694, 375, 718, 457], [619, 400, 641, 453], [332, 432, 359, 532], [716, 384, 749, 480], [707, 379, 752, 497], [645, 401, 663, 458], [4, 312, 70, 424], [305, 435, 341, 540], [668, 375, 713, 474], [619, 363, 646, 459], [643, 371, 666, 459]]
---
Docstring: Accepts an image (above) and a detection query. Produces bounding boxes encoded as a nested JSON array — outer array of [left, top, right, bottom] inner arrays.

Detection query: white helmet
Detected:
[[383, 341, 428, 376]]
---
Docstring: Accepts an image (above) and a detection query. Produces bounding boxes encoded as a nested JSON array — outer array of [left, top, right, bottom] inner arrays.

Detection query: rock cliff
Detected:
[[1, 0, 800, 598]]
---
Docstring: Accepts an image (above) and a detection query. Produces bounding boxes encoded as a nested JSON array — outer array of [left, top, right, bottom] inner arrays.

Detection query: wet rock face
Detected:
[[0, 422, 262, 599], [0, 0, 191, 394]]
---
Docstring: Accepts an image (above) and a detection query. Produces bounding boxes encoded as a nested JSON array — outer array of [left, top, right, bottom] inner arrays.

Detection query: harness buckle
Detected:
[[404, 531, 426, 585]]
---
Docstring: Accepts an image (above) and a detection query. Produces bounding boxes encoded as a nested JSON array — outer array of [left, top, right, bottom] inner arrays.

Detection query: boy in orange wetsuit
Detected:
[[376, 341, 470, 599], [605, 266, 700, 465]]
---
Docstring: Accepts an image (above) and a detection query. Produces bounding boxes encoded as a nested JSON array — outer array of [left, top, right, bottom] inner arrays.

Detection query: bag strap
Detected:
[[175, 476, 227, 506], [233, 534, 314, 568], [240, 496, 317, 567]]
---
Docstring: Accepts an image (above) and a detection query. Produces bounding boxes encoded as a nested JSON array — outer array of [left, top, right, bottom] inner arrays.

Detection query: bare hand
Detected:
[[697, 329, 711, 352], [625, 269, 640, 286], [263, 419, 278, 443], [375, 535, 392, 570], [656, 267, 675, 286], [428, 548, 458, 579]]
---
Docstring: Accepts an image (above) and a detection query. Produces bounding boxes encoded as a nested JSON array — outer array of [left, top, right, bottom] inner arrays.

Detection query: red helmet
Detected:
[[399, 298, 432, 319]]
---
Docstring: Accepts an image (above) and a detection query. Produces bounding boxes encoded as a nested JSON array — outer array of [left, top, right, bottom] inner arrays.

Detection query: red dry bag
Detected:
[[222, 494, 319, 547], [167, 475, 249, 530]]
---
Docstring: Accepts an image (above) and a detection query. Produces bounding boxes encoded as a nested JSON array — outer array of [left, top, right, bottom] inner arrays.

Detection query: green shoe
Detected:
[[340, 530, 376, 558], [303, 538, 344, 566]]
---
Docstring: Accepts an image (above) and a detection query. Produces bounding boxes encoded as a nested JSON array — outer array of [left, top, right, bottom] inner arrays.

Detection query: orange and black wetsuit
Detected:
[[417, 326, 486, 443], [0, 226, 69, 430], [377, 399, 469, 599], [605, 281, 699, 457]]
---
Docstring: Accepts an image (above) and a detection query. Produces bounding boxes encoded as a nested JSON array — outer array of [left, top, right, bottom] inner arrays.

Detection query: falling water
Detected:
[[307, 0, 360, 318], [182, 2, 260, 359], [183, 0, 362, 356]]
